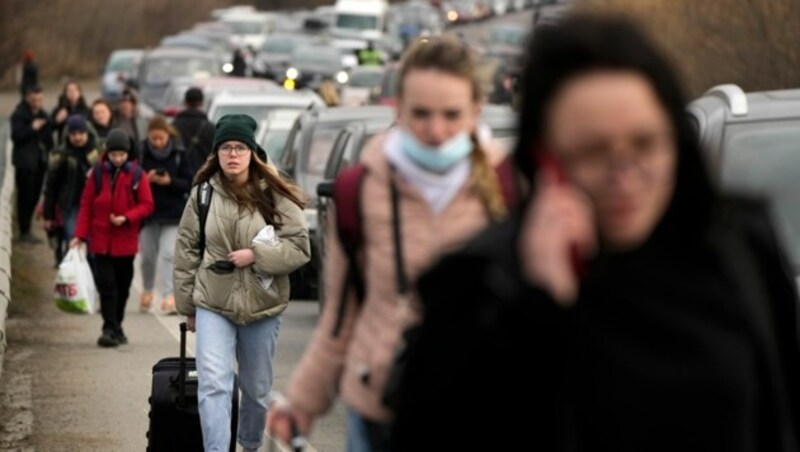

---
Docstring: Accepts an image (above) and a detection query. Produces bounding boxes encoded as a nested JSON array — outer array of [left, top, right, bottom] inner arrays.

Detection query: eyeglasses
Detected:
[[218, 144, 251, 155], [556, 130, 675, 189]]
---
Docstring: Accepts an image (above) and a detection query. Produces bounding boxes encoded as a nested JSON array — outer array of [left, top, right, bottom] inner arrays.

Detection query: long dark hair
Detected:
[[193, 150, 306, 230], [514, 13, 716, 241], [58, 80, 88, 111]]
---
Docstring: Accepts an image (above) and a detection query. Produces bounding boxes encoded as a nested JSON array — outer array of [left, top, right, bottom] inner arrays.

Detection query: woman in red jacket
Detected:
[[71, 128, 154, 347]]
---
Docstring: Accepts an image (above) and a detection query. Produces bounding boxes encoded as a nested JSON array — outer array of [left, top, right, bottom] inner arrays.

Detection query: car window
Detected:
[[723, 121, 800, 268], [226, 21, 264, 35], [261, 38, 300, 53], [349, 71, 383, 88], [299, 125, 340, 197], [260, 129, 291, 162], [336, 14, 379, 31], [143, 57, 216, 84], [107, 54, 139, 72]]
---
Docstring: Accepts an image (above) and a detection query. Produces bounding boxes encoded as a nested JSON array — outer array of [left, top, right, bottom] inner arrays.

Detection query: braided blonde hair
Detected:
[[399, 37, 507, 220]]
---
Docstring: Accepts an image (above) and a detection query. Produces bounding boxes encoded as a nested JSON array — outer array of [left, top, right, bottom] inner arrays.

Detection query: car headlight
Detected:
[[286, 67, 299, 80], [222, 63, 234, 73], [336, 71, 349, 84], [447, 11, 459, 22]]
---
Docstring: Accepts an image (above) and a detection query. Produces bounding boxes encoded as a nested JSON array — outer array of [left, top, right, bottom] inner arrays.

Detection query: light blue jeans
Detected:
[[195, 307, 282, 451], [139, 223, 178, 297], [346, 407, 391, 452]]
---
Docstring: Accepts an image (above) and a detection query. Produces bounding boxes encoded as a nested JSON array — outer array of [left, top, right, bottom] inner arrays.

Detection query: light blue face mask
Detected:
[[400, 130, 473, 173]]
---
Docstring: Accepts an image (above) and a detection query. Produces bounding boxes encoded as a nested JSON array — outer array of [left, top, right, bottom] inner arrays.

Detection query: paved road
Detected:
[[0, 6, 569, 451]]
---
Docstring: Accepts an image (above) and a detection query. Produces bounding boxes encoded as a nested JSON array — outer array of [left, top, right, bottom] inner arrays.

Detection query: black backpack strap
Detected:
[[196, 181, 213, 259], [93, 163, 104, 197]]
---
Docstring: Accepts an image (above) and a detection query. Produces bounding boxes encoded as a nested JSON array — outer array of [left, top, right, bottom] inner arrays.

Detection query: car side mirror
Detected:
[[317, 181, 334, 199]]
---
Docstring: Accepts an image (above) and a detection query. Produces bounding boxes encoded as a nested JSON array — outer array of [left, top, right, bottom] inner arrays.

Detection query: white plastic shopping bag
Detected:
[[53, 247, 97, 314], [252, 225, 281, 291]]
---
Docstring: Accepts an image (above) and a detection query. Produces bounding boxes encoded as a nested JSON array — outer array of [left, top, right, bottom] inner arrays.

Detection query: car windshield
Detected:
[[226, 21, 264, 35], [723, 123, 800, 269], [260, 129, 291, 162], [336, 14, 378, 31], [143, 57, 216, 84], [261, 38, 300, 54], [349, 71, 383, 88], [300, 125, 341, 198], [212, 105, 304, 123], [293, 48, 340, 67], [107, 54, 139, 72], [381, 68, 400, 97]]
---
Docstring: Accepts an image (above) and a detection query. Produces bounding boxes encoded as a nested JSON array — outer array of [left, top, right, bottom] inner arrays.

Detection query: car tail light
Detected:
[[163, 106, 179, 117]]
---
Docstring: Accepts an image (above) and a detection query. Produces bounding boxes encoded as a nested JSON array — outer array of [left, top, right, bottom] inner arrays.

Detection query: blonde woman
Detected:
[[268, 37, 509, 451]]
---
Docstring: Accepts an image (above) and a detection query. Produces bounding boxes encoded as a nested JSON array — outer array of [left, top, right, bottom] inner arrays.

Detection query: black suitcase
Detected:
[[147, 322, 239, 452]]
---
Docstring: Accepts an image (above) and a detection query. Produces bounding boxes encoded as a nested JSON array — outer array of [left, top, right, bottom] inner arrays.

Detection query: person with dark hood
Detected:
[[19, 49, 38, 99], [389, 14, 800, 452], [231, 49, 247, 77], [171, 87, 215, 173], [137, 116, 193, 314], [11, 85, 54, 244], [43, 115, 101, 266], [52, 80, 91, 144], [71, 129, 154, 347]]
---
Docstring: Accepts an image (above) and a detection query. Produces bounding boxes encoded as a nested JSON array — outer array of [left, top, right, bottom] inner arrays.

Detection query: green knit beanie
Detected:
[[212, 114, 267, 161]]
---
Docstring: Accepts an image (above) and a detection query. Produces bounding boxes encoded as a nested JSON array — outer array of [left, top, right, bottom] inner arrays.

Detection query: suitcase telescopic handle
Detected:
[[178, 322, 188, 407]]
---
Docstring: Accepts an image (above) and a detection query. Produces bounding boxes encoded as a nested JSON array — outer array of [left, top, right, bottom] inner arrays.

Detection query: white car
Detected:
[[340, 66, 385, 106], [256, 109, 306, 165], [207, 89, 325, 124]]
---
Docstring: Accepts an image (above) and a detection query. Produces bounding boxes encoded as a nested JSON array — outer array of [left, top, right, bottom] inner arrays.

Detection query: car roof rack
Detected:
[[705, 84, 748, 117]]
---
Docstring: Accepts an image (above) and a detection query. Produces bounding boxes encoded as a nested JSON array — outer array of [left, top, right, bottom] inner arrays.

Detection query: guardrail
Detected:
[[0, 120, 11, 376]]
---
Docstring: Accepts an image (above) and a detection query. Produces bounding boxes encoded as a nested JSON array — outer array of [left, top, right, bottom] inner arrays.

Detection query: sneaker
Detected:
[[139, 292, 154, 313], [115, 331, 128, 345], [97, 331, 119, 348], [161, 295, 178, 316]]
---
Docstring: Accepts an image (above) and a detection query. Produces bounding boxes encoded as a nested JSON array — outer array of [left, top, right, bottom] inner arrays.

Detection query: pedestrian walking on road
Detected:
[[11, 85, 54, 244], [267, 37, 509, 451], [88, 99, 115, 151], [113, 89, 148, 150], [137, 117, 193, 314], [71, 129, 154, 347], [171, 87, 215, 174], [174, 114, 310, 452], [51, 80, 90, 145], [18, 49, 38, 100], [231, 49, 247, 77], [389, 14, 800, 452], [43, 115, 101, 266]]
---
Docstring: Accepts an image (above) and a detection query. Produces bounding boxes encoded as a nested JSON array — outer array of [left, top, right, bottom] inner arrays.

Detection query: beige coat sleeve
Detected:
[[251, 196, 311, 276], [285, 207, 361, 416], [173, 187, 202, 317]]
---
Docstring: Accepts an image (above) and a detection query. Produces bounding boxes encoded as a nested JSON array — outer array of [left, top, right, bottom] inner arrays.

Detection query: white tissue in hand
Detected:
[[252, 226, 281, 290]]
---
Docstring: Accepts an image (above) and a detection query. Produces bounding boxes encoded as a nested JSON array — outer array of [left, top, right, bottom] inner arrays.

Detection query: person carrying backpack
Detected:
[[267, 37, 513, 451], [138, 116, 193, 314], [173, 114, 310, 452], [71, 128, 154, 347], [43, 115, 101, 266], [172, 87, 215, 174]]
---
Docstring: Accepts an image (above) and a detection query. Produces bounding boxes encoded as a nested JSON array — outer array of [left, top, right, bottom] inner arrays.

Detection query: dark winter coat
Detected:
[[11, 100, 54, 171], [139, 138, 193, 224], [391, 197, 800, 452], [43, 136, 101, 220], [51, 96, 90, 144], [172, 109, 215, 173], [74, 156, 154, 257]]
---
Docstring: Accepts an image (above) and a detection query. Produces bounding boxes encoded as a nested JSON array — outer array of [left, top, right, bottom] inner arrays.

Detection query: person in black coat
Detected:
[[11, 86, 54, 244], [51, 80, 90, 145], [19, 49, 38, 100], [389, 14, 800, 452], [231, 49, 247, 77], [171, 87, 215, 174]]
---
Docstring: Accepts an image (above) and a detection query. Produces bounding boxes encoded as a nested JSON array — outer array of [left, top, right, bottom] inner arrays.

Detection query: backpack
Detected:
[[329, 156, 519, 337], [93, 161, 144, 201]]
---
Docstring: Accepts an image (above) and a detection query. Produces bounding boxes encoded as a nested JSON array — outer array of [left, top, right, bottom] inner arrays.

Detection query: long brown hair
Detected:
[[399, 37, 507, 220], [193, 151, 306, 230]]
